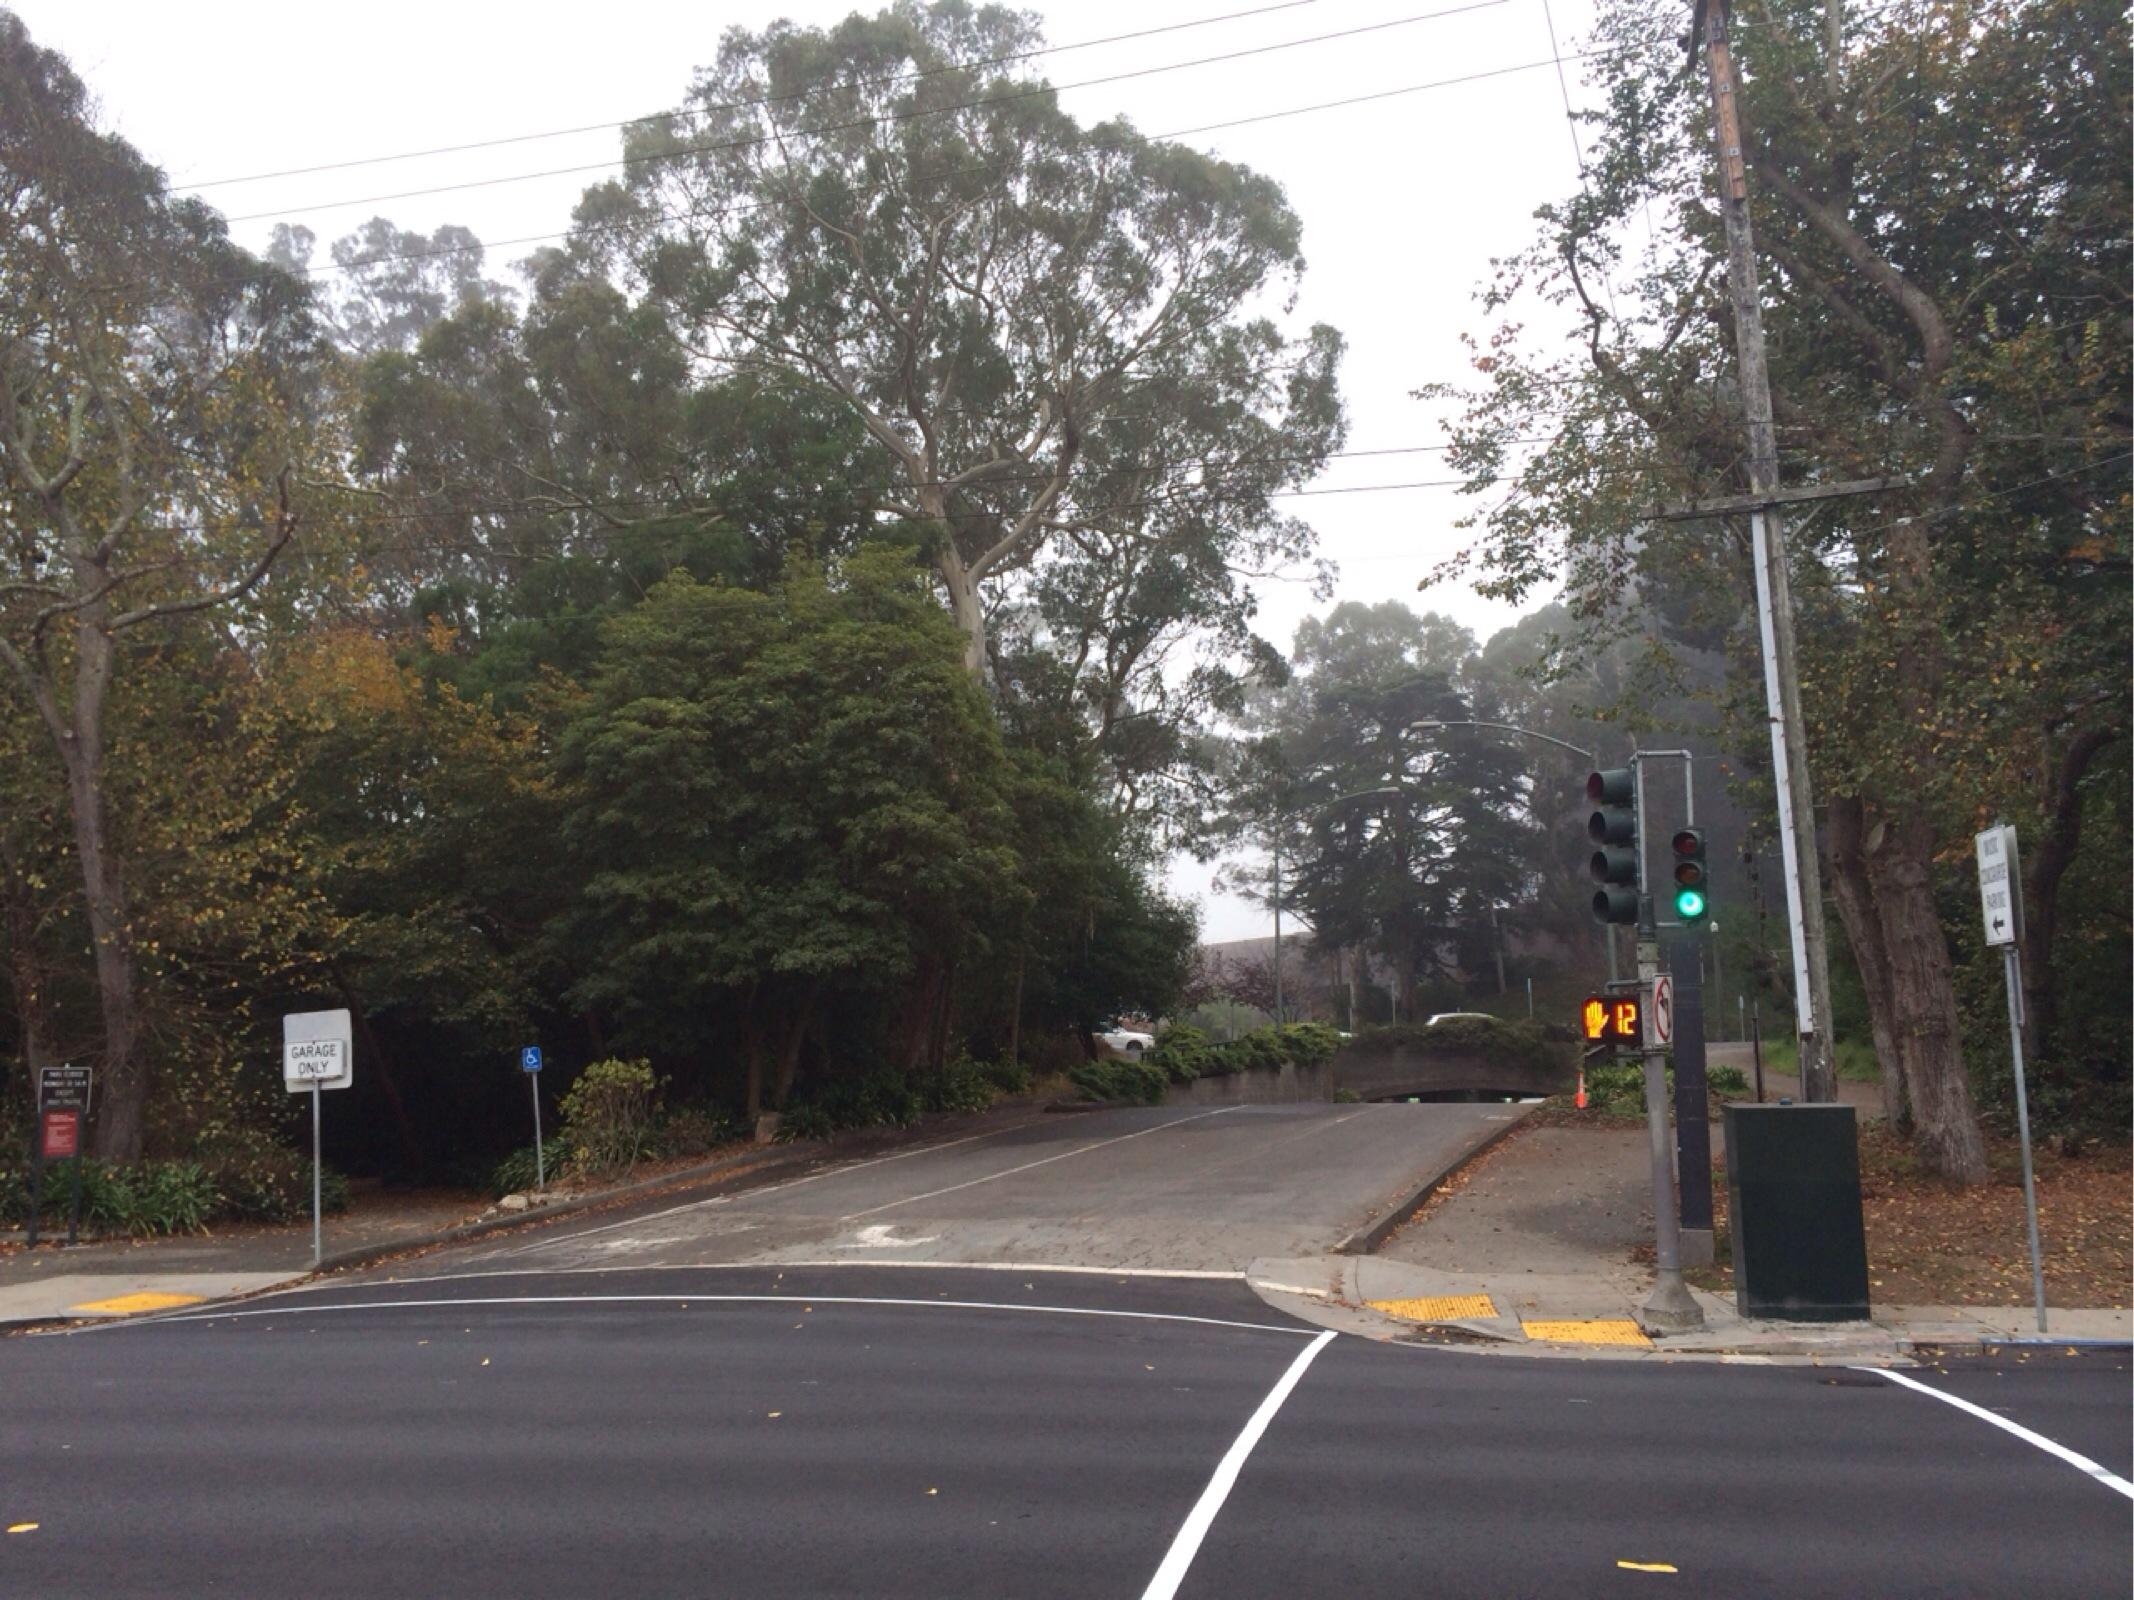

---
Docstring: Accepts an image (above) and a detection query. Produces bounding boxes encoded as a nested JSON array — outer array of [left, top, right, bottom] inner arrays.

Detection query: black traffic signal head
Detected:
[[1671, 827, 1708, 922], [1585, 768, 1640, 924]]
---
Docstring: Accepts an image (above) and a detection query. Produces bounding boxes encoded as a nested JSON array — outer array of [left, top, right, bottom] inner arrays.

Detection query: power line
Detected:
[[185, 0, 1325, 191], [196, 43, 1611, 295], [222, 2, 1509, 226]]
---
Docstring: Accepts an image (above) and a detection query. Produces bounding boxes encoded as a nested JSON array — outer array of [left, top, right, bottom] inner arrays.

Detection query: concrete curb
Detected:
[[1334, 1105, 1536, 1256]]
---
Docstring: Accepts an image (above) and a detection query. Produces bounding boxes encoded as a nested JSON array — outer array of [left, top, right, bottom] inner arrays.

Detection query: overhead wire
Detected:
[[90, 38, 1629, 301], [183, 0, 1326, 190], [219, 1, 1510, 225]]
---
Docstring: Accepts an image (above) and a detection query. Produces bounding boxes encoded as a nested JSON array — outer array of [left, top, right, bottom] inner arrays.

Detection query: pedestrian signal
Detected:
[[1581, 995, 1641, 1043]]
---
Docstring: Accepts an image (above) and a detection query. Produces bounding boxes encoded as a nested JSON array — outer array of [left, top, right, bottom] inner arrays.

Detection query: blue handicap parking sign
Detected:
[[521, 1045, 543, 1072]]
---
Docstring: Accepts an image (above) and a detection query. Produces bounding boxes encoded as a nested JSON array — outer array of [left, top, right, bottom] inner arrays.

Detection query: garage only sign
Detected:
[[283, 1009, 354, 1092]]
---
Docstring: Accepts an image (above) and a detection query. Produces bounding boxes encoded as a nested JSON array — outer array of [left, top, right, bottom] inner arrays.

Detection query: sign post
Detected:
[[1977, 823, 2046, 1333], [520, 1046, 545, 1189], [284, 1010, 354, 1267], [28, 1067, 92, 1249]]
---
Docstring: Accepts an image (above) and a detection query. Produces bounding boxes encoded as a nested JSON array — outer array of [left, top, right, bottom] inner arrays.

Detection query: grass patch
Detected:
[[1753, 1035, 1882, 1083]]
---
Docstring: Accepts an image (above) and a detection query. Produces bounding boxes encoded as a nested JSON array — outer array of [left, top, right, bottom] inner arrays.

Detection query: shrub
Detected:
[[1020, 1032, 1087, 1081], [654, 1105, 739, 1161], [0, 1158, 220, 1235], [1708, 1064, 1749, 1096], [1146, 1024, 1211, 1083], [1576, 1061, 1748, 1114], [924, 1058, 996, 1115], [977, 1056, 1032, 1097], [128, 1161, 216, 1235], [195, 1128, 316, 1221], [1070, 1057, 1166, 1105], [1348, 1017, 1560, 1079], [559, 1058, 661, 1175], [1150, 1021, 1337, 1083], [491, 1143, 558, 1197], [776, 1068, 926, 1142]]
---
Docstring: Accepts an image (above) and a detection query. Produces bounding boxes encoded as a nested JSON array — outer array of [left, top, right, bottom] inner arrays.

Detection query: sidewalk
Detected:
[[1249, 1114, 2129, 1361]]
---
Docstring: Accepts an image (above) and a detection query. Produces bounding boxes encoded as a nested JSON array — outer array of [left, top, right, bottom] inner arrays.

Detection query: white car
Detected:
[[1424, 1012, 1495, 1026], [1099, 1029, 1154, 1054]]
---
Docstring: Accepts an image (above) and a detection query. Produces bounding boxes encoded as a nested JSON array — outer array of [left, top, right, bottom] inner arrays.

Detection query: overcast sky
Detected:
[[20, 0, 1606, 940]]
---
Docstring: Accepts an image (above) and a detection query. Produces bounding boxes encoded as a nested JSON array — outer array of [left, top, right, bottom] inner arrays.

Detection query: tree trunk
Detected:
[[1826, 796, 1909, 1129], [741, 986, 765, 1121], [772, 989, 817, 1109], [934, 540, 991, 680], [1866, 818, 1986, 1183], [926, 962, 957, 1074], [1008, 946, 1026, 1067], [44, 619, 145, 1163]]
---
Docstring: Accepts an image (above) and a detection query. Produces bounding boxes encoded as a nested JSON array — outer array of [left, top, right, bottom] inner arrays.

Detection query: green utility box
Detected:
[[1723, 1103, 1871, 1322]]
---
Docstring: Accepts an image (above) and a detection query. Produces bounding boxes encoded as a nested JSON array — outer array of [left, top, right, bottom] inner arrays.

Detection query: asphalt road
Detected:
[[3, 1267, 2126, 1599], [455, 1102, 1524, 1273]]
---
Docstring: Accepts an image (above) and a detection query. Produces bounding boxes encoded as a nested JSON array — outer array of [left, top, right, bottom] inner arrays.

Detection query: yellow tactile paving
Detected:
[[69, 1292, 204, 1316], [1366, 1294, 1499, 1322], [1521, 1317, 1653, 1348]]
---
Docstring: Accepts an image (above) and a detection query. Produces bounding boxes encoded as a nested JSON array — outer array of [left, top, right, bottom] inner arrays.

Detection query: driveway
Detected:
[[444, 1102, 1526, 1275]]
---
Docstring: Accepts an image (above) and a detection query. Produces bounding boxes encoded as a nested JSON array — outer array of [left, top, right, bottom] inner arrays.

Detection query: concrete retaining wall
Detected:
[[1162, 1059, 1334, 1107], [1332, 1041, 1574, 1101]]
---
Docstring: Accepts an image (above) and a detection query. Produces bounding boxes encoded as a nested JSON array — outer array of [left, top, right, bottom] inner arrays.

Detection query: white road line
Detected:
[[839, 1106, 1241, 1221], [1864, 1366, 2134, 1501], [1141, 1329, 1338, 1600], [482, 1113, 1050, 1259], [115, 1292, 1315, 1338], [67, 1260, 1252, 1326]]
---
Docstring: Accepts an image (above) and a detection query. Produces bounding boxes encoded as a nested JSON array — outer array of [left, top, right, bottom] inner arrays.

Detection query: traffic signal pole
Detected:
[[1630, 754, 1703, 1331]]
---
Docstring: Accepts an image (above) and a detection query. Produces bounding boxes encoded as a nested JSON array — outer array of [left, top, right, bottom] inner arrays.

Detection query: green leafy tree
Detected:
[[1230, 602, 1542, 1021], [580, 0, 1344, 832], [0, 15, 327, 1158], [553, 548, 1020, 1117], [1422, 0, 2129, 1180]]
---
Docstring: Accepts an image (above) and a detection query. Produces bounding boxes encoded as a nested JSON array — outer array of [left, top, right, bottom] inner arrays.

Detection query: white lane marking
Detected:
[[839, 1106, 1241, 1221], [73, 1259, 1251, 1325], [113, 1293, 1316, 1339], [481, 1114, 1050, 1260], [835, 1225, 939, 1251], [1141, 1329, 1339, 1600], [1864, 1367, 2134, 1500]]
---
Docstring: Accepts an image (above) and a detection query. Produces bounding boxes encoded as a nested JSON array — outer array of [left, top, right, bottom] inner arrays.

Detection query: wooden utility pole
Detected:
[[1695, 0, 1839, 1102]]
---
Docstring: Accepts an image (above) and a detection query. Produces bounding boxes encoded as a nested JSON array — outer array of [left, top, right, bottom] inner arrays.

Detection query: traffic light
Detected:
[[1671, 828, 1709, 923], [1586, 767, 1639, 925]]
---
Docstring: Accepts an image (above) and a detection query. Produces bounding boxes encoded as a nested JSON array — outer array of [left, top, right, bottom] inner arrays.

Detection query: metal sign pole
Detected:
[[311, 1081, 323, 1268], [2001, 942, 2047, 1333], [24, 1116, 43, 1251], [532, 1075, 545, 1191], [66, 1139, 82, 1247]]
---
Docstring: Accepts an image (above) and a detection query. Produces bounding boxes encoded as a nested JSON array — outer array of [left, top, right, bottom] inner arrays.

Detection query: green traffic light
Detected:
[[1675, 887, 1707, 921]]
